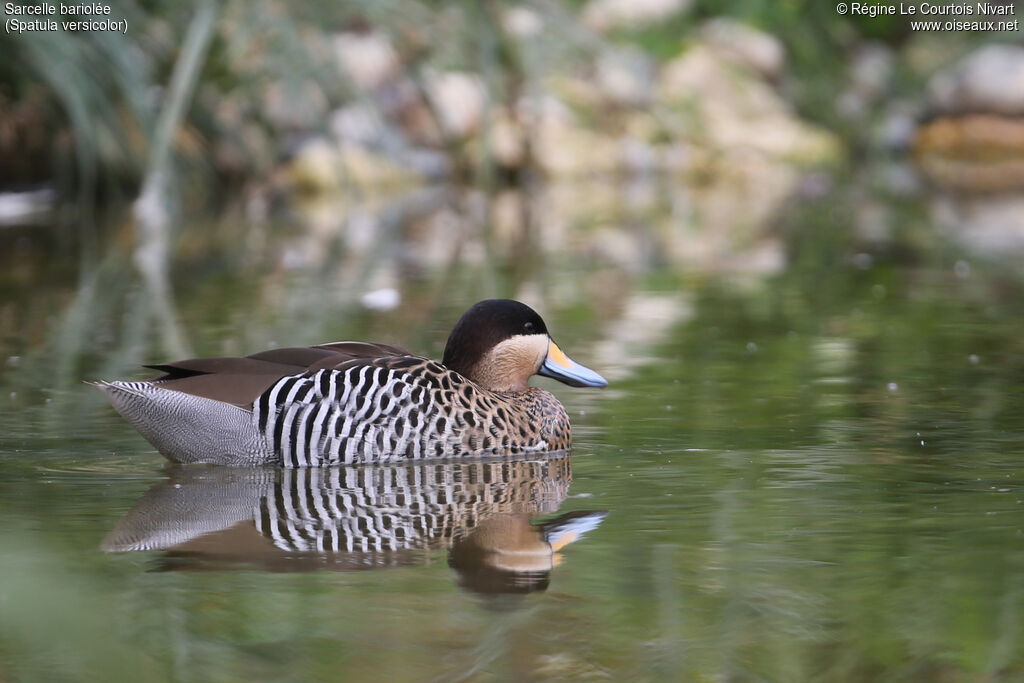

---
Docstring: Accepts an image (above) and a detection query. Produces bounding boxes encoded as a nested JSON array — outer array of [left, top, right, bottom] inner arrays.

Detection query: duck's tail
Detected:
[[91, 380, 272, 466]]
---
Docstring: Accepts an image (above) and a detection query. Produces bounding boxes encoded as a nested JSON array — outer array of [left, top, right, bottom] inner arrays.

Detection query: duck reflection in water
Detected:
[[102, 454, 605, 595]]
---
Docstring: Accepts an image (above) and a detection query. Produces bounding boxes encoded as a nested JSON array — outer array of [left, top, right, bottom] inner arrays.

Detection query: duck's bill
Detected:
[[538, 340, 608, 388]]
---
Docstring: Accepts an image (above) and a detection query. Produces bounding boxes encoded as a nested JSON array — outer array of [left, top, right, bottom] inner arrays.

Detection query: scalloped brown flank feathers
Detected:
[[93, 300, 608, 466]]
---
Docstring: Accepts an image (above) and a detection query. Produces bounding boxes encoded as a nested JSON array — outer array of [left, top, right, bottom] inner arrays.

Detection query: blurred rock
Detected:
[[927, 44, 1024, 116], [914, 45, 1024, 191], [425, 71, 487, 140], [286, 138, 343, 194], [333, 32, 399, 91], [596, 47, 656, 107], [534, 116, 620, 177], [286, 138, 420, 194], [503, 6, 543, 38], [538, 49, 826, 180], [514, 94, 616, 177], [914, 114, 1024, 192], [582, 0, 691, 32], [656, 43, 841, 164], [700, 18, 785, 79]]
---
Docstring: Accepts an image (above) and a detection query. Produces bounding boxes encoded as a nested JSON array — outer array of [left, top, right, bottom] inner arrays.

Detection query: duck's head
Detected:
[[442, 299, 608, 393]]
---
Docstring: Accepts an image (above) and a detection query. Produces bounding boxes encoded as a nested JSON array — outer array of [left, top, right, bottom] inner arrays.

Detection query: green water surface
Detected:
[[1, 177, 1022, 681]]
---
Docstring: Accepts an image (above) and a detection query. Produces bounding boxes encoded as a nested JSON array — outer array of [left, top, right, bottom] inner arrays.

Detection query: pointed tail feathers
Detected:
[[92, 380, 272, 466]]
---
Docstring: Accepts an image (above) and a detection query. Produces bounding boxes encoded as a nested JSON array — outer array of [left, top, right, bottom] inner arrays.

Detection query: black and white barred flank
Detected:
[[254, 366, 450, 466], [253, 363, 551, 467]]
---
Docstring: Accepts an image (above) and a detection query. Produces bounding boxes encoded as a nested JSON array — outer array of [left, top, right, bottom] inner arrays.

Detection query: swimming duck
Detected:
[[94, 299, 607, 466]]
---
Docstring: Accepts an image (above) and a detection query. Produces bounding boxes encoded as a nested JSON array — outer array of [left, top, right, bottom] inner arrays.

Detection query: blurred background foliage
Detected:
[[1, 0, 1018, 212], [0, 0, 1021, 388]]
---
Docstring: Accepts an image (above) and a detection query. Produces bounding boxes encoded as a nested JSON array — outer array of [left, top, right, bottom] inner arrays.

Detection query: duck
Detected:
[[93, 299, 607, 466]]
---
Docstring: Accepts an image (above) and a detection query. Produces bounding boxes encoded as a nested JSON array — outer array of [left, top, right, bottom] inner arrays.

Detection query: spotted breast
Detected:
[[94, 299, 607, 466]]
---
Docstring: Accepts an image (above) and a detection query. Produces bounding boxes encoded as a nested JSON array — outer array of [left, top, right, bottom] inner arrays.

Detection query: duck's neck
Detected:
[[462, 360, 531, 393], [444, 335, 548, 393]]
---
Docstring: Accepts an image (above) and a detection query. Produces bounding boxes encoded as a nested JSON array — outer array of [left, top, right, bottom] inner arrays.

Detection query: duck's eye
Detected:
[[524, 322, 535, 332]]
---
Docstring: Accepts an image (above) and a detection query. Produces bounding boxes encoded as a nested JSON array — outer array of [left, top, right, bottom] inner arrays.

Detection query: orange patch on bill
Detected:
[[547, 342, 573, 368]]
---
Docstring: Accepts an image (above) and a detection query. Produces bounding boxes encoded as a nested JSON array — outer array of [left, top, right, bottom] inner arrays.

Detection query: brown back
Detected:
[[145, 342, 412, 407]]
